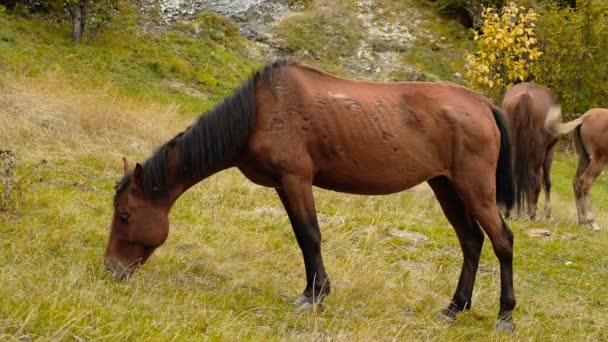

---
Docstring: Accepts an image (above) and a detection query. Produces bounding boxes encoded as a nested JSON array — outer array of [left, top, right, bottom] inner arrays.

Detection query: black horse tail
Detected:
[[491, 105, 515, 212]]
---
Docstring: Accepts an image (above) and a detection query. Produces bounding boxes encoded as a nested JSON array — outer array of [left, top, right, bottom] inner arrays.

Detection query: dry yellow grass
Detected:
[[0, 71, 185, 165]]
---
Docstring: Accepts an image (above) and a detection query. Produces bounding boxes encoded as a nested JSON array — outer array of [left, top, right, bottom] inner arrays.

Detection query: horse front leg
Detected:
[[276, 174, 330, 310]]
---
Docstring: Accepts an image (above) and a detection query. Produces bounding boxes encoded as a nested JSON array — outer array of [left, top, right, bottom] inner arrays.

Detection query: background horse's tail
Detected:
[[573, 124, 590, 166], [491, 105, 515, 212], [544, 106, 583, 136], [510, 92, 538, 212]]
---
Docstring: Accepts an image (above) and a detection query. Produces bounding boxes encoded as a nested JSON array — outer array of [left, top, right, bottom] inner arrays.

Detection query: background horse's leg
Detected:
[[528, 171, 542, 220], [574, 158, 605, 231], [428, 177, 484, 323], [542, 145, 555, 220], [276, 174, 330, 309], [572, 148, 591, 224]]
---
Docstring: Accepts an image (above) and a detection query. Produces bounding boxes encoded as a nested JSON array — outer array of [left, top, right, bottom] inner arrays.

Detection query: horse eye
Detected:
[[119, 213, 129, 223]]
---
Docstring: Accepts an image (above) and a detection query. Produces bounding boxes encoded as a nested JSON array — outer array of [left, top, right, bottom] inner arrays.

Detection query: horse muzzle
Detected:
[[103, 256, 141, 280]]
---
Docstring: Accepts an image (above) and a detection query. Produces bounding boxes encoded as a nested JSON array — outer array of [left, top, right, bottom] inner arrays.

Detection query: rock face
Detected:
[[141, 0, 292, 38], [343, 0, 418, 81], [138, 0, 450, 82]]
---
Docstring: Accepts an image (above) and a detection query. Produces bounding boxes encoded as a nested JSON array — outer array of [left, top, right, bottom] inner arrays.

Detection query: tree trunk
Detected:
[[67, 0, 91, 42], [574, 2, 591, 108]]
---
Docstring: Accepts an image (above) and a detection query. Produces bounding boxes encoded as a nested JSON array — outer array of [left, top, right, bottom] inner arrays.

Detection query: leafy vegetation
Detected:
[[464, 3, 542, 101], [535, 0, 608, 119], [432, 0, 505, 27]]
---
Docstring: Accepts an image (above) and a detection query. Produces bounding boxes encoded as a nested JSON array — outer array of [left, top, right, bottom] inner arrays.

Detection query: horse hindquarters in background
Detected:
[[547, 108, 608, 230], [502, 83, 558, 220]]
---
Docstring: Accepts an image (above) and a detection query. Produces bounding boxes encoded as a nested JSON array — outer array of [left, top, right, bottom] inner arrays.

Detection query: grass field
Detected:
[[3, 69, 608, 342], [2, 4, 608, 342]]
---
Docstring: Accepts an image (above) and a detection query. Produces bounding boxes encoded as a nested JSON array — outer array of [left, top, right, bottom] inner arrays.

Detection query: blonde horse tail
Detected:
[[544, 106, 583, 136]]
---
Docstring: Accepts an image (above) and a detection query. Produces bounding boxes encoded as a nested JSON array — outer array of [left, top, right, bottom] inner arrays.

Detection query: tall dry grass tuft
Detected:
[[0, 71, 186, 165]]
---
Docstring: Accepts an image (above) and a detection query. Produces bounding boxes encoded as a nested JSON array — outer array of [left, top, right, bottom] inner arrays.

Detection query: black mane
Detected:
[[114, 59, 293, 204]]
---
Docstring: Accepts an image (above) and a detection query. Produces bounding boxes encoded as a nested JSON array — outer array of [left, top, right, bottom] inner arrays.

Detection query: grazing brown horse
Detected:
[[546, 107, 608, 231], [501, 83, 559, 220], [104, 60, 517, 331]]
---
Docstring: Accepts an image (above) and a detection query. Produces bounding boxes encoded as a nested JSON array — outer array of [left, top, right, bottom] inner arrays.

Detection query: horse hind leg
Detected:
[[573, 158, 606, 231], [453, 174, 516, 332], [428, 176, 484, 323], [573, 150, 590, 226], [542, 145, 556, 220], [527, 171, 542, 221]]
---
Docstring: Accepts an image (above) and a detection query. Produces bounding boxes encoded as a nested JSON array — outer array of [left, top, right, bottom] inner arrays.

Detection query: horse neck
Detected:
[[164, 149, 234, 209]]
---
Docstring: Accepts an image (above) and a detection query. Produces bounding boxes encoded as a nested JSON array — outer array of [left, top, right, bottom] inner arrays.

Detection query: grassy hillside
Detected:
[[0, 10, 259, 114], [2, 2, 608, 341]]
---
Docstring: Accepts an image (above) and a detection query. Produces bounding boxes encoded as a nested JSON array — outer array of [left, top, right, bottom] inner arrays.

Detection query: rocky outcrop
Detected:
[[140, 0, 292, 38]]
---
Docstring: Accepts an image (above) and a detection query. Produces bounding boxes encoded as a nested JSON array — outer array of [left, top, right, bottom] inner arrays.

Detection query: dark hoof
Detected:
[[494, 317, 515, 333], [436, 310, 456, 324]]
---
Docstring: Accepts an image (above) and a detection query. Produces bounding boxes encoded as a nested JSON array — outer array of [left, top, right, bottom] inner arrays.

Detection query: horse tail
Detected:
[[491, 105, 515, 212], [509, 92, 538, 212], [544, 106, 583, 136], [573, 124, 589, 166]]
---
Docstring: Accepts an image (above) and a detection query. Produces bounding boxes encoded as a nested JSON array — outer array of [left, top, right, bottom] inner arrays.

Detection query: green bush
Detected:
[[432, 0, 505, 27], [274, 10, 362, 62], [464, 3, 542, 101], [174, 12, 241, 45], [535, 0, 608, 119]]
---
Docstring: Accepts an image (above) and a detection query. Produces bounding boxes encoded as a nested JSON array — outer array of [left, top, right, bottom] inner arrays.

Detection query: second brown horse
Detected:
[[502, 83, 560, 220], [104, 60, 516, 331]]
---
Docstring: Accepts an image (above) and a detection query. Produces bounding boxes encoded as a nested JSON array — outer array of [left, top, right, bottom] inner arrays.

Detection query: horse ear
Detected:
[[132, 163, 144, 188], [122, 157, 129, 175]]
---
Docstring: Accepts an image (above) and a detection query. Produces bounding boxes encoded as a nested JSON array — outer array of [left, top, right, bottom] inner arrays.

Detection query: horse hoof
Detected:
[[298, 302, 314, 311], [436, 312, 456, 324], [293, 295, 312, 306], [590, 222, 601, 231], [494, 318, 515, 333]]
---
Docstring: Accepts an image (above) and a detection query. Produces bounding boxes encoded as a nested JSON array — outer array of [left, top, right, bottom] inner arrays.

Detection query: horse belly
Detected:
[[311, 149, 441, 195]]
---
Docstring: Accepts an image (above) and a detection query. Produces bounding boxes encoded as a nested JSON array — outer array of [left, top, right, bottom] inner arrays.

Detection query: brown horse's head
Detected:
[[104, 159, 170, 279]]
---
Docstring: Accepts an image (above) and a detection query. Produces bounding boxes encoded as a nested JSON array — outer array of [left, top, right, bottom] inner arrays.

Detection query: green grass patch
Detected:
[[2, 149, 608, 340], [273, 9, 362, 70]]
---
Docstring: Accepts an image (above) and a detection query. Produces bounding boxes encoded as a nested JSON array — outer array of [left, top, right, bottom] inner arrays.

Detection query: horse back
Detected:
[[239, 63, 500, 194], [580, 108, 608, 159]]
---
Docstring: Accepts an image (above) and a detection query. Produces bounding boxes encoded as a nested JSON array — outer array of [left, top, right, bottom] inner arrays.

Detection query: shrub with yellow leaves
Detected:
[[464, 2, 542, 101]]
